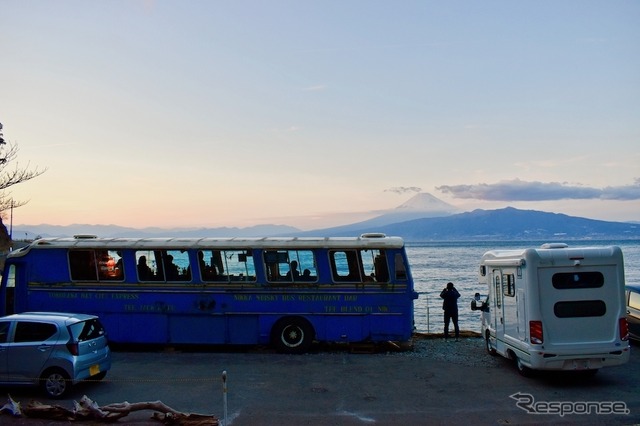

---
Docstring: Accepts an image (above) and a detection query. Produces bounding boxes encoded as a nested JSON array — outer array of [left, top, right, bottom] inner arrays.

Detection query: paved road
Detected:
[[2, 338, 639, 425]]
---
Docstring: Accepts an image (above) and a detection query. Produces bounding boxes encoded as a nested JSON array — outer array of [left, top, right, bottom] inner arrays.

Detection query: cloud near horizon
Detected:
[[436, 179, 640, 201], [385, 186, 422, 195]]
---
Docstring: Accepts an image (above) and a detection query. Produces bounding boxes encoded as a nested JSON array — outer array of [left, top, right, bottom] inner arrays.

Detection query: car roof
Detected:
[[1, 312, 98, 324], [626, 284, 640, 292]]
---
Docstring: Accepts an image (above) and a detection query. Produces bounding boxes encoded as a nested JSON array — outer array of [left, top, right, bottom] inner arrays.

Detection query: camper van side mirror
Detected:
[[471, 294, 490, 312], [471, 299, 478, 311]]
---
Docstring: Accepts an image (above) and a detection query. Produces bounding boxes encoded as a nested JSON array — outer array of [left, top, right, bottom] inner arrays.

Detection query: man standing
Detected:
[[440, 282, 461, 340]]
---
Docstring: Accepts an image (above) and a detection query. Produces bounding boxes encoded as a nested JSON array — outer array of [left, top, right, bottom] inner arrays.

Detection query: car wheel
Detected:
[[41, 368, 71, 399], [272, 317, 314, 354]]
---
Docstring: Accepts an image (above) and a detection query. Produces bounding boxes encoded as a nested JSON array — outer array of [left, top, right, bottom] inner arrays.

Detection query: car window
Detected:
[[69, 318, 106, 342], [14, 321, 58, 343], [630, 290, 640, 310], [0, 322, 9, 343]]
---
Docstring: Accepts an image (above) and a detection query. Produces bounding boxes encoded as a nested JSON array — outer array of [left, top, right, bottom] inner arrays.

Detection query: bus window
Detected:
[[71, 250, 125, 282], [264, 250, 316, 283], [163, 250, 191, 282], [198, 250, 221, 281], [394, 253, 407, 281], [200, 249, 255, 283], [361, 249, 389, 283], [136, 250, 164, 282], [330, 250, 361, 282], [97, 250, 124, 281], [3, 264, 16, 315], [69, 250, 98, 281]]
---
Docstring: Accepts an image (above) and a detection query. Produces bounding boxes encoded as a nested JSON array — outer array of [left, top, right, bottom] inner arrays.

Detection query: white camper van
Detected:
[[472, 243, 630, 376]]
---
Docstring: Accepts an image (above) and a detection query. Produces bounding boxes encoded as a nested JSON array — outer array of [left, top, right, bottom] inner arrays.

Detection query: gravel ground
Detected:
[[400, 333, 504, 368]]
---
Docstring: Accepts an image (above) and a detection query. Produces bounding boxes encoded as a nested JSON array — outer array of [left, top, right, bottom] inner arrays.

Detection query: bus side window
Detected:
[[69, 250, 98, 281], [3, 264, 16, 315], [394, 253, 407, 281], [199, 250, 220, 281], [97, 250, 123, 281], [330, 250, 361, 282], [136, 250, 164, 282], [264, 251, 289, 282], [360, 249, 388, 283], [162, 250, 191, 282], [373, 252, 389, 283], [221, 249, 256, 282]]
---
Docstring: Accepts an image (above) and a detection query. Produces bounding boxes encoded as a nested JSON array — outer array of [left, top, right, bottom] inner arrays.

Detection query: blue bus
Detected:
[[0, 234, 418, 353]]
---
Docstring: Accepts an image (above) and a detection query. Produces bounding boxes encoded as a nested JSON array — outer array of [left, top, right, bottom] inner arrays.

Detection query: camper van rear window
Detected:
[[551, 272, 604, 289], [554, 300, 606, 318]]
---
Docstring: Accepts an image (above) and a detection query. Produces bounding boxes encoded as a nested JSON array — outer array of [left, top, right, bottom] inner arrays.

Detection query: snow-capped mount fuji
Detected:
[[297, 193, 459, 235], [392, 193, 459, 215], [354, 192, 459, 228]]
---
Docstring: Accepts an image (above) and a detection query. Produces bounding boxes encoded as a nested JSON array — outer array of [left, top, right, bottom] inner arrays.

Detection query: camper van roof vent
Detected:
[[540, 242, 568, 249]]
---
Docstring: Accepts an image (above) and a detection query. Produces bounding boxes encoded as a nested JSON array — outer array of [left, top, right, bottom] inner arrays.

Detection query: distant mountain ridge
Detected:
[[10, 192, 639, 241], [12, 207, 640, 241], [12, 223, 300, 240], [316, 207, 640, 241]]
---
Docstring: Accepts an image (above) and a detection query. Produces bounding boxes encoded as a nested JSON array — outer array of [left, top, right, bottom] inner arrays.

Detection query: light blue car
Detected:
[[0, 312, 111, 398], [627, 284, 640, 341]]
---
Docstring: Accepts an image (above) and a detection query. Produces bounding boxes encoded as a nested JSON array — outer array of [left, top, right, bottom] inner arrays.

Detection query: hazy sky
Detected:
[[1, 1, 639, 230]]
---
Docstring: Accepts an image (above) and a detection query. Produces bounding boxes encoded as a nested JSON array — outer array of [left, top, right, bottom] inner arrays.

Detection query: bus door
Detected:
[[0, 263, 18, 316]]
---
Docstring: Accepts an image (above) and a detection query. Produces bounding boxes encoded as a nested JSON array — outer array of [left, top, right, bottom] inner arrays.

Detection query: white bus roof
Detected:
[[9, 234, 404, 257]]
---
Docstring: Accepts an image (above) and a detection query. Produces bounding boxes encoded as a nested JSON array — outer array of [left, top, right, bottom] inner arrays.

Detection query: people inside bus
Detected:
[[164, 254, 180, 281], [198, 251, 218, 280], [137, 256, 153, 281], [302, 268, 311, 280], [285, 260, 300, 280]]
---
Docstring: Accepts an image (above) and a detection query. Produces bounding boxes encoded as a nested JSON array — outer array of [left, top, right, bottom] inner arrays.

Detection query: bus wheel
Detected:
[[272, 317, 314, 354], [485, 333, 496, 356]]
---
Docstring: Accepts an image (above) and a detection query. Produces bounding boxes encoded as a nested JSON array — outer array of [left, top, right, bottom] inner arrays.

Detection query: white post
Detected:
[[222, 370, 228, 426]]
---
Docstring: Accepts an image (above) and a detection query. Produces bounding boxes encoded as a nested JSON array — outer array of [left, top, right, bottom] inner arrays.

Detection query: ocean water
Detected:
[[407, 240, 640, 334]]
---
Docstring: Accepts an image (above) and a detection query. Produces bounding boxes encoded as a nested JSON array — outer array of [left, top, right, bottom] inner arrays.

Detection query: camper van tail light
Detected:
[[619, 318, 629, 341], [530, 321, 543, 344]]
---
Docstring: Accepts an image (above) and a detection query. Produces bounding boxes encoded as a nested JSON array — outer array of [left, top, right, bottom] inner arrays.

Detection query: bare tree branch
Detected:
[[0, 122, 47, 216]]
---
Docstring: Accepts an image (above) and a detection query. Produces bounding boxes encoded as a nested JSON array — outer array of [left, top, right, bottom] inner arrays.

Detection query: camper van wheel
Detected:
[[515, 357, 533, 377], [484, 334, 496, 356]]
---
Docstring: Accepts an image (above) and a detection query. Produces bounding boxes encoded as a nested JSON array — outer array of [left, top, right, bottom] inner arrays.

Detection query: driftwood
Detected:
[[0, 395, 21, 417], [2, 395, 218, 425]]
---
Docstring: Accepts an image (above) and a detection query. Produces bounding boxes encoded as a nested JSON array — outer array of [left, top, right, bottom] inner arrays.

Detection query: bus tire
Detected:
[[272, 317, 314, 354], [485, 332, 496, 356], [41, 368, 71, 399]]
